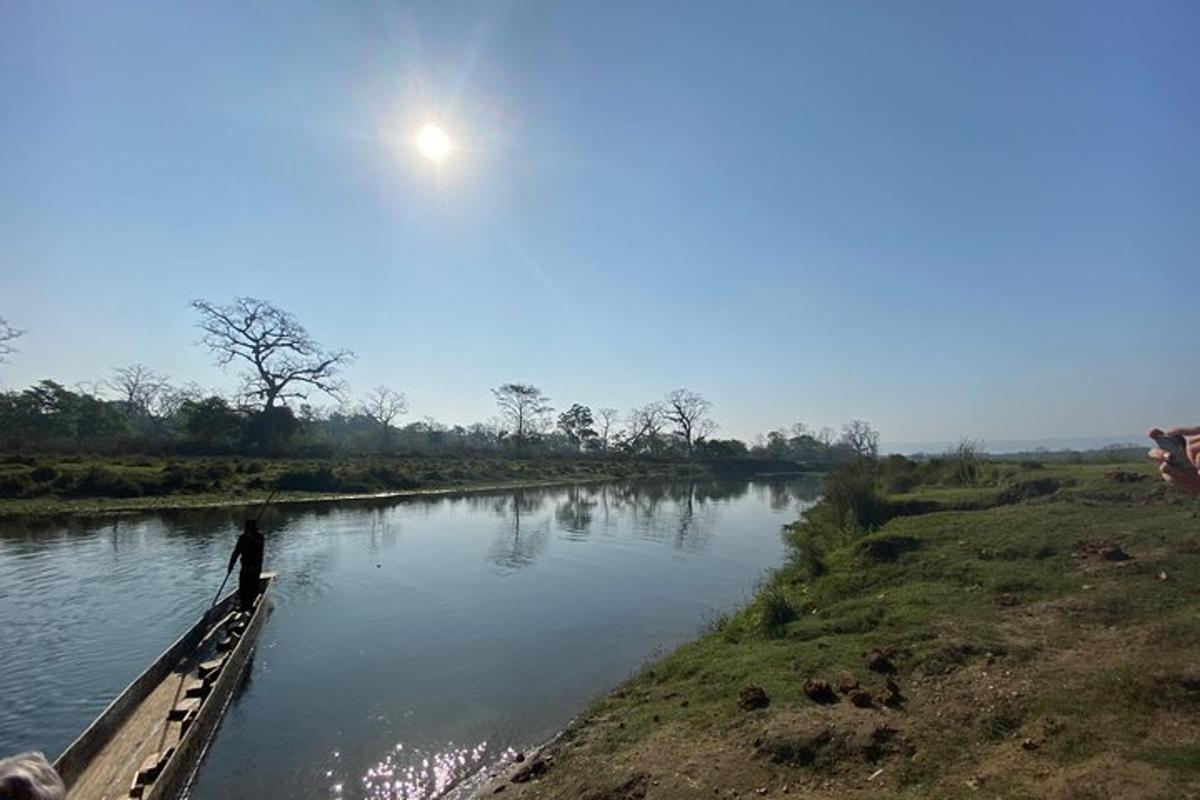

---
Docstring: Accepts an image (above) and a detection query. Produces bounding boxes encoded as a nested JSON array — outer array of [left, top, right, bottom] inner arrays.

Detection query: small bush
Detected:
[[759, 589, 797, 638], [825, 462, 890, 532], [30, 465, 58, 483], [203, 461, 234, 480], [0, 473, 32, 497]]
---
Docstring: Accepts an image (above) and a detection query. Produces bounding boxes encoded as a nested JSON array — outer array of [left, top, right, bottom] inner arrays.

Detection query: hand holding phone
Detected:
[[1149, 429, 1192, 470]]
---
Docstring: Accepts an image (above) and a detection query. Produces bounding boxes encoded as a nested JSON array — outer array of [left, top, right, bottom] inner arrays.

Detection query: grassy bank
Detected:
[[484, 460, 1200, 799], [0, 454, 710, 517]]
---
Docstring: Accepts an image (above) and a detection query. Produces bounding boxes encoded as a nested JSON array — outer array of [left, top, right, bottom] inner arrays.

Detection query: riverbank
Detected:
[[475, 461, 1200, 799], [0, 454, 711, 518]]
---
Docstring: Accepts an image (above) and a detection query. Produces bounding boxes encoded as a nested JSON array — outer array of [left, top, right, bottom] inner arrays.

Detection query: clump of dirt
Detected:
[[865, 647, 897, 673], [995, 592, 1021, 607], [877, 678, 904, 708], [1105, 470, 1148, 483], [1072, 539, 1132, 561], [738, 685, 770, 711], [803, 678, 839, 704], [848, 689, 875, 708]]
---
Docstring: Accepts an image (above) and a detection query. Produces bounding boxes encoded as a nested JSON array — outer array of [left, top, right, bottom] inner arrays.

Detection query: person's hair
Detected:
[[0, 752, 66, 800], [244, 519, 259, 535]]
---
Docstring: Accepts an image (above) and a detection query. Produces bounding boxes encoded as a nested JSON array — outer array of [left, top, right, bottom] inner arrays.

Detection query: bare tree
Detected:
[[623, 402, 667, 453], [664, 388, 716, 457], [110, 364, 169, 416], [152, 381, 202, 420], [190, 297, 354, 412], [360, 386, 408, 448], [596, 407, 620, 454], [816, 426, 837, 447], [839, 419, 880, 459], [492, 383, 552, 450], [0, 317, 24, 363]]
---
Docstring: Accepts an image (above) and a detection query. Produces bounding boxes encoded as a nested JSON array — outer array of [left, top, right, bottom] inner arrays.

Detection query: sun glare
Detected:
[[415, 124, 452, 162]]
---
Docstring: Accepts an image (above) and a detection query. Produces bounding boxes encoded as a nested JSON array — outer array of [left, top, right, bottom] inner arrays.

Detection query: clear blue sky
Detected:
[[1, 1, 1197, 445]]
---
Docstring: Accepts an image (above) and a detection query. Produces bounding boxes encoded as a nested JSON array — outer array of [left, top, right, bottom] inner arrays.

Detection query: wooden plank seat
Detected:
[[178, 708, 198, 736], [197, 656, 227, 680], [166, 697, 200, 722], [129, 746, 175, 796]]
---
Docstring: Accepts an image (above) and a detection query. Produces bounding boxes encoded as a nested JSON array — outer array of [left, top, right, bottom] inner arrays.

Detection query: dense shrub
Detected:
[[0, 473, 32, 498], [30, 465, 58, 483], [274, 465, 342, 492], [824, 462, 890, 532], [65, 466, 143, 498], [759, 589, 797, 638]]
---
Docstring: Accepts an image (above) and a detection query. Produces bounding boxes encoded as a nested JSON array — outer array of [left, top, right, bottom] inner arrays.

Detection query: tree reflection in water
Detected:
[[480, 478, 819, 572], [487, 489, 550, 573]]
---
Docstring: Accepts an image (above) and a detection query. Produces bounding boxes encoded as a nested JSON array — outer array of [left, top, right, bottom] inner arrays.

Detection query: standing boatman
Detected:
[[227, 519, 265, 611]]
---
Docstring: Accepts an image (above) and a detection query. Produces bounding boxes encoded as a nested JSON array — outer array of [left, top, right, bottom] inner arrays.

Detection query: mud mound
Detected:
[[758, 721, 903, 771], [1072, 539, 1132, 561], [738, 685, 770, 711], [803, 678, 838, 704], [865, 647, 897, 673]]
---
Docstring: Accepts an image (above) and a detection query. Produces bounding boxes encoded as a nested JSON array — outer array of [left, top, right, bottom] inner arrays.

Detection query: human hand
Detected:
[[1147, 427, 1200, 494]]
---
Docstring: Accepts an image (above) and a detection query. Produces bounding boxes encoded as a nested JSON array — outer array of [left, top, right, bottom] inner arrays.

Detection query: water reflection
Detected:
[[487, 490, 550, 573], [358, 741, 491, 800], [474, 478, 821, 572], [1, 475, 821, 800], [555, 486, 596, 538]]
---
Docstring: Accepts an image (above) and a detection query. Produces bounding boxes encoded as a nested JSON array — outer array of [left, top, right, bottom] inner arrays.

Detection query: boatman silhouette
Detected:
[[226, 519, 265, 611]]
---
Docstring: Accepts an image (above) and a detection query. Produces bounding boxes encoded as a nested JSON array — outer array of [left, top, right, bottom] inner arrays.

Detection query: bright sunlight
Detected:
[[415, 124, 452, 162]]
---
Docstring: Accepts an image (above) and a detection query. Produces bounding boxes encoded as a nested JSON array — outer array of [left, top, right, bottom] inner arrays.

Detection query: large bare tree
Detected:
[[0, 317, 24, 363], [664, 388, 715, 457], [492, 383, 552, 450], [623, 402, 667, 453], [110, 364, 169, 416], [191, 297, 354, 412], [360, 386, 408, 448]]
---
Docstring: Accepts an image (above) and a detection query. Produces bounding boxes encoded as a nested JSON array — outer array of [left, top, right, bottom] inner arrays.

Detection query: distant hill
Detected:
[[882, 434, 1147, 456]]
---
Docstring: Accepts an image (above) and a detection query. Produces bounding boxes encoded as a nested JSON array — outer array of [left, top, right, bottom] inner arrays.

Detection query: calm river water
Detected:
[[0, 477, 818, 799]]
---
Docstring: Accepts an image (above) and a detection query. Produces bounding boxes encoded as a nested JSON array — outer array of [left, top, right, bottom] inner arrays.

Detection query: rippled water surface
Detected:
[[0, 478, 818, 799]]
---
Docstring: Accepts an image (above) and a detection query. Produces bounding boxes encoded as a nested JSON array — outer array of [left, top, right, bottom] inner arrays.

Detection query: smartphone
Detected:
[[1150, 430, 1190, 469]]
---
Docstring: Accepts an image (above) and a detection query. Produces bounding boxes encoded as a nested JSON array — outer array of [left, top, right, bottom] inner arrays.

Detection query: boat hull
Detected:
[[55, 574, 275, 800]]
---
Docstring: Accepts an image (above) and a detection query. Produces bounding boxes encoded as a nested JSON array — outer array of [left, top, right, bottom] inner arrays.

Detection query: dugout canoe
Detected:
[[53, 573, 276, 800]]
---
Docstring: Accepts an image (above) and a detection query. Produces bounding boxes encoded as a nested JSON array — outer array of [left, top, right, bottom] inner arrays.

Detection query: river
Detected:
[[0, 477, 818, 799]]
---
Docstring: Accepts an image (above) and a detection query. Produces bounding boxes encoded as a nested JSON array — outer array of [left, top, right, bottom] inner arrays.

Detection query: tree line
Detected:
[[0, 299, 878, 463]]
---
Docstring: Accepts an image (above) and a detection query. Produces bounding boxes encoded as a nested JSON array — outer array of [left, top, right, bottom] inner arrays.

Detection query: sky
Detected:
[[1, 1, 1197, 447]]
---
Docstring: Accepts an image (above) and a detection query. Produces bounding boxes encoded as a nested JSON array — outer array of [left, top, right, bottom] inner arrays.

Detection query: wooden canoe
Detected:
[[54, 573, 276, 800]]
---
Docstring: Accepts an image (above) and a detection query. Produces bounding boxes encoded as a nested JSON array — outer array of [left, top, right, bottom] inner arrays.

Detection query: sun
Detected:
[[415, 124, 452, 162]]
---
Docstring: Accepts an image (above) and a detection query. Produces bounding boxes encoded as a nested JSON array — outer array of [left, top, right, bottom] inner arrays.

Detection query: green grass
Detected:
[[0, 454, 710, 517], [551, 460, 1200, 794]]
